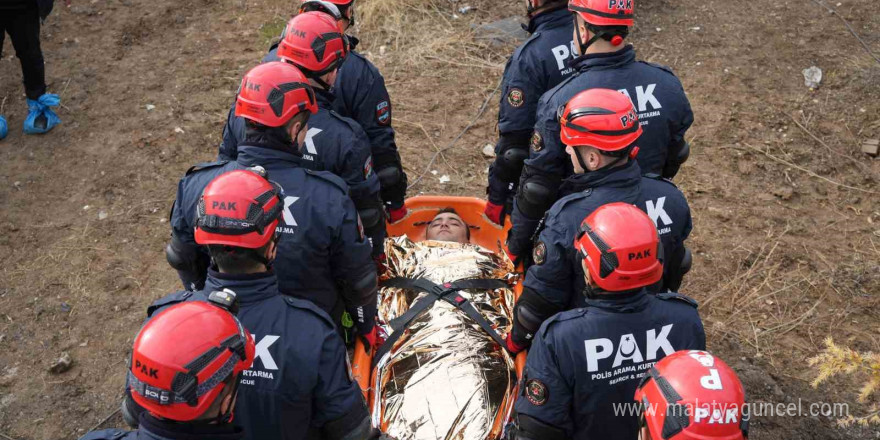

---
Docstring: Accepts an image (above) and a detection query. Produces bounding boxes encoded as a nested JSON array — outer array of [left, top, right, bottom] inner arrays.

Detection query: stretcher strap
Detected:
[[373, 277, 510, 367]]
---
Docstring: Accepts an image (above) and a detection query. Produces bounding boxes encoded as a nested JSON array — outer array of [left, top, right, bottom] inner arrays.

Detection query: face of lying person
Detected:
[[426, 212, 469, 243]]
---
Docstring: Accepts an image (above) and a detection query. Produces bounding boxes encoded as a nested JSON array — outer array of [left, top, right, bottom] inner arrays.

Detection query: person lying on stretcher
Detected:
[[425, 207, 471, 244], [369, 208, 517, 440]]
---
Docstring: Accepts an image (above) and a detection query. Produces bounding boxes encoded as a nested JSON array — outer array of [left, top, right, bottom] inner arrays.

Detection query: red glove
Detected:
[[505, 248, 518, 266], [387, 206, 408, 224], [505, 334, 525, 354], [361, 325, 386, 352], [484, 201, 505, 226]]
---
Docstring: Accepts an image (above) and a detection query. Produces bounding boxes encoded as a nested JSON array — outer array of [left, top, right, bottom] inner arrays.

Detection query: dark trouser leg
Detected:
[[7, 8, 46, 100]]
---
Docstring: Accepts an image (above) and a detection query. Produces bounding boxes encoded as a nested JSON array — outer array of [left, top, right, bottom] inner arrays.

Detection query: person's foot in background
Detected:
[[23, 93, 61, 134]]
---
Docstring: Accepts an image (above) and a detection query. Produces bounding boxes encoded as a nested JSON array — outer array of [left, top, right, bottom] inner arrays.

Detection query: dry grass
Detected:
[[357, 0, 507, 71], [809, 337, 880, 426]]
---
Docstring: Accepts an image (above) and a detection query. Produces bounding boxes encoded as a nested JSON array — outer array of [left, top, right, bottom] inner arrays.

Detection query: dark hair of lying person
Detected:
[[434, 207, 471, 240]]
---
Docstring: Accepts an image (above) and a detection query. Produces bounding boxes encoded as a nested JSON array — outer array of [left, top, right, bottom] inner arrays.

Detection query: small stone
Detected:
[[49, 353, 73, 374], [60, 302, 71, 313], [773, 187, 794, 200], [13, 181, 22, 190], [98, 210, 108, 220], [862, 139, 879, 157], [145, 104, 156, 111], [803, 66, 822, 89], [482, 143, 496, 158], [174, 127, 185, 134], [439, 175, 451, 184], [708, 206, 731, 221], [0, 366, 18, 386]]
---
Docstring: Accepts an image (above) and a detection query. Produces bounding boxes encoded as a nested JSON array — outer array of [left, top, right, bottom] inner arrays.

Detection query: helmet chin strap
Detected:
[[573, 146, 590, 172], [312, 75, 332, 91], [581, 284, 602, 299]]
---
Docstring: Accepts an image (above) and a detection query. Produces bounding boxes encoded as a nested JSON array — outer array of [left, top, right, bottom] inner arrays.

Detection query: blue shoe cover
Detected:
[[0, 115, 7, 140], [23, 93, 62, 134]]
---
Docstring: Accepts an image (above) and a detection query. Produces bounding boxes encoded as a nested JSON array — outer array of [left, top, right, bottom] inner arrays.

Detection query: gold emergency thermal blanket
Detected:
[[372, 236, 518, 440]]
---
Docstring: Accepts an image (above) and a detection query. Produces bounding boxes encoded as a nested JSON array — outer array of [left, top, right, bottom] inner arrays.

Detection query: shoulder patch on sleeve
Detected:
[[507, 88, 525, 108], [656, 292, 699, 309], [185, 160, 229, 176], [639, 61, 677, 76], [376, 100, 391, 126], [283, 296, 336, 328], [305, 169, 349, 193], [524, 378, 549, 406], [147, 290, 194, 317]]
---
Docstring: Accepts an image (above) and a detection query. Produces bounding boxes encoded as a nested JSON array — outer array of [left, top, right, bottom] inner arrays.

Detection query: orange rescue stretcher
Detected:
[[351, 196, 527, 439]]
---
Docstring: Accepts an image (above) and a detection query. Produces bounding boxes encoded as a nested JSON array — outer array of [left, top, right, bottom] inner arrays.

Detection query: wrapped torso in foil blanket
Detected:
[[373, 236, 518, 440]]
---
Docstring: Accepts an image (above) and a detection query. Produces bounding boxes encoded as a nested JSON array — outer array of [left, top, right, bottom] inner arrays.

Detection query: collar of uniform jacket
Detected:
[[314, 86, 336, 109], [137, 412, 244, 440], [524, 6, 571, 34], [569, 44, 636, 71], [346, 35, 360, 51], [584, 288, 651, 314], [204, 269, 279, 305], [559, 159, 642, 196], [236, 144, 305, 168]]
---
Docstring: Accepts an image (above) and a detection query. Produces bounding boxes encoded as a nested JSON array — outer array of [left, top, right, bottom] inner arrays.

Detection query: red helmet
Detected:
[[569, 0, 634, 26], [635, 350, 748, 440], [299, 0, 344, 22], [234, 61, 317, 127], [128, 301, 255, 421], [574, 202, 662, 292], [300, 0, 355, 24], [278, 12, 347, 77], [560, 88, 642, 153], [195, 168, 284, 249]]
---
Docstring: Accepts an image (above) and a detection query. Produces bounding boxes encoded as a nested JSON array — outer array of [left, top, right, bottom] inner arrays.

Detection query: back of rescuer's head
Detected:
[[195, 168, 284, 274]]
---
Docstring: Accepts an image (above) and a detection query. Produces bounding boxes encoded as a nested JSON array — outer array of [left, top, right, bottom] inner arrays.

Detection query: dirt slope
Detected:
[[0, 0, 878, 438]]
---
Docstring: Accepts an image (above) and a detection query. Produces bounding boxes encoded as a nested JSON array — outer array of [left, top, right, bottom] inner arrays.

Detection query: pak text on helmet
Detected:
[[635, 350, 749, 440], [574, 202, 663, 293]]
